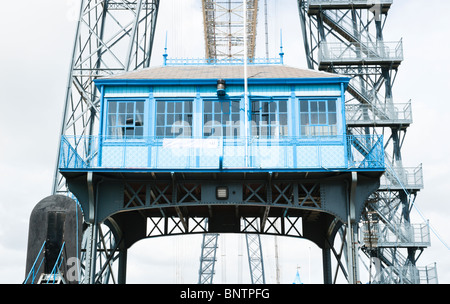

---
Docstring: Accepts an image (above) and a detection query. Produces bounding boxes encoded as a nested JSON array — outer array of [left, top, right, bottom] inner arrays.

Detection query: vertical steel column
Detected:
[[246, 233, 266, 284], [198, 233, 219, 284]]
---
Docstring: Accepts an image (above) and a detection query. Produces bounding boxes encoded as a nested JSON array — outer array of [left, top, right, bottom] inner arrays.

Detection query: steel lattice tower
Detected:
[[298, 0, 437, 283], [54, 0, 160, 195], [52, 0, 160, 284]]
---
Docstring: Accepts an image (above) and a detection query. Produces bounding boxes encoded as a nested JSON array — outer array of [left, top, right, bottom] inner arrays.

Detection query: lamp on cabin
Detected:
[[217, 79, 226, 96]]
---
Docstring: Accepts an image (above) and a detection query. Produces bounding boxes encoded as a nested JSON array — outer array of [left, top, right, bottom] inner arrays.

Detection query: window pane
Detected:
[[108, 102, 117, 113], [204, 114, 212, 123], [118, 102, 126, 113], [186, 114, 193, 126], [175, 102, 182, 113], [222, 113, 230, 124], [118, 114, 126, 125], [204, 101, 212, 113], [185, 101, 193, 113], [136, 102, 144, 114], [301, 113, 309, 125], [157, 102, 165, 113], [319, 113, 327, 124], [156, 127, 164, 137], [126, 102, 134, 113], [329, 113, 337, 125], [252, 101, 260, 112], [279, 113, 287, 126], [269, 102, 277, 112], [135, 127, 143, 136], [279, 100, 287, 112], [167, 102, 174, 113], [310, 101, 318, 112], [300, 100, 308, 112], [174, 113, 183, 122], [157, 114, 165, 126], [327, 100, 336, 112], [126, 114, 134, 125], [214, 101, 221, 113], [318, 101, 326, 112], [231, 100, 240, 112], [108, 114, 116, 126]]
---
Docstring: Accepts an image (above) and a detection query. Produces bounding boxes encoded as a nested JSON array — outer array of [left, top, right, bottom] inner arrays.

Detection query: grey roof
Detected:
[[102, 64, 344, 80]]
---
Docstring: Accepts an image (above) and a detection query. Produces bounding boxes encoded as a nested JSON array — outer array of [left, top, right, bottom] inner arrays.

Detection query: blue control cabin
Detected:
[[59, 64, 384, 173]]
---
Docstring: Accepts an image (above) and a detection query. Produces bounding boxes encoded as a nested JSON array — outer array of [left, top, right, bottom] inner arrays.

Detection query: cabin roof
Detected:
[[99, 64, 346, 81]]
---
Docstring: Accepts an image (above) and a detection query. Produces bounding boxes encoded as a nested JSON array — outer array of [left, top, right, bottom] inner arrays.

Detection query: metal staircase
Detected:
[[298, 0, 437, 284]]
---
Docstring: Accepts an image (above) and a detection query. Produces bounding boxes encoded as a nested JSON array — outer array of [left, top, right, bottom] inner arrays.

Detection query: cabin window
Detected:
[[107, 100, 145, 138], [251, 99, 288, 137], [300, 99, 337, 136], [203, 99, 241, 137], [155, 100, 193, 138]]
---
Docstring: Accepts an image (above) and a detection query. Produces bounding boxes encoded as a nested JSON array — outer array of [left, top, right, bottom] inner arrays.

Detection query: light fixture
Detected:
[[217, 79, 226, 96], [216, 186, 228, 200]]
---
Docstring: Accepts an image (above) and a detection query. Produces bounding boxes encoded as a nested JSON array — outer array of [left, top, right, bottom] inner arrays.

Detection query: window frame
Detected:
[[250, 98, 289, 138], [154, 98, 194, 138], [103, 97, 147, 141], [299, 98, 339, 137], [202, 98, 242, 138]]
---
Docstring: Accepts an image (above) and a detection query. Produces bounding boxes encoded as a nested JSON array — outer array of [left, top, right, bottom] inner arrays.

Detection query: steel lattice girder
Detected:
[[202, 0, 258, 59]]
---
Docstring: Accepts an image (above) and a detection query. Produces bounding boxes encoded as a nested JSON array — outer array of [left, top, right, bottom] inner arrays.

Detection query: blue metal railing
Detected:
[[23, 241, 47, 284], [59, 134, 384, 172], [164, 57, 283, 66], [23, 242, 67, 284]]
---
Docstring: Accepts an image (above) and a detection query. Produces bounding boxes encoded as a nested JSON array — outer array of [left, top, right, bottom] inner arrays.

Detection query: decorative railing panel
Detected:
[[59, 135, 384, 171]]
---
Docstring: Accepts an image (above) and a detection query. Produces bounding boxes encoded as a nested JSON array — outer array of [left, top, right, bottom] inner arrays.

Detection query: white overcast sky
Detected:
[[0, 0, 449, 284]]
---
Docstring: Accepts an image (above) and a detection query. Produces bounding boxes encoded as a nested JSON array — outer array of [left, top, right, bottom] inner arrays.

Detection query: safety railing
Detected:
[[379, 164, 424, 190], [318, 40, 403, 65], [346, 101, 412, 126], [164, 57, 283, 66], [23, 241, 46, 284], [361, 221, 431, 248], [59, 134, 385, 172], [23, 242, 67, 284], [308, 0, 393, 8], [373, 263, 438, 284]]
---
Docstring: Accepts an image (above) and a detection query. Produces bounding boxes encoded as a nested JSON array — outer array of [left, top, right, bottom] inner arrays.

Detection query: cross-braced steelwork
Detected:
[[244, 218, 266, 284], [53, 0, 160, 195], [298, 0, 437, 284], [52, 0, 160, 284], [202, 0, 258, 60]]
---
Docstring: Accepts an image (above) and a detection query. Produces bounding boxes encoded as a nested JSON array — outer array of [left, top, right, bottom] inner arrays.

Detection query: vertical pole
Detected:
[[347, 172, 360, 284], [322, 247, 332, 284], [118, 248, 128, 284], [125, 0, 143, 71], [243, 0, 249, 166], [264, 0, 269, 59]]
